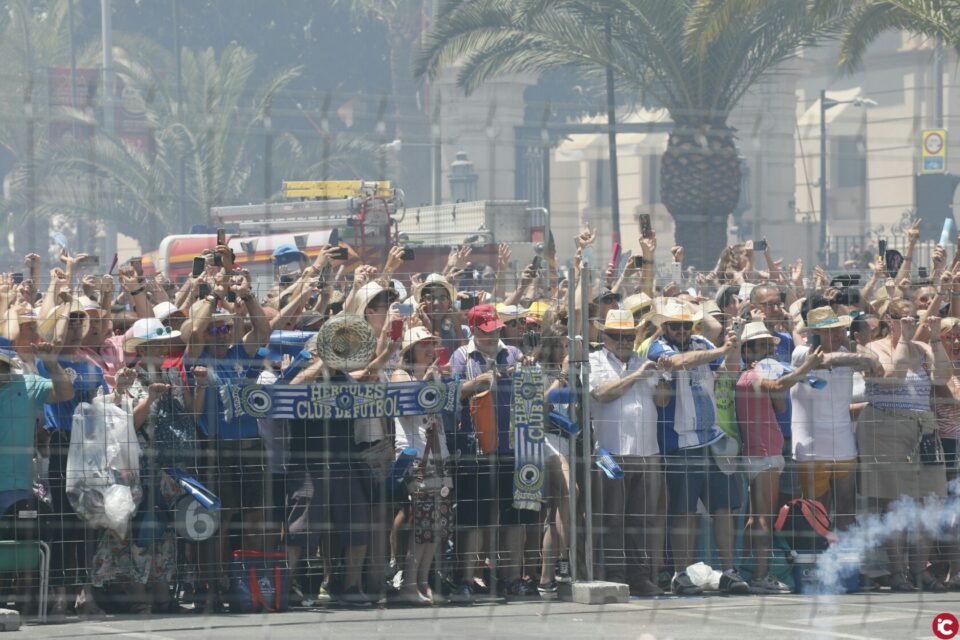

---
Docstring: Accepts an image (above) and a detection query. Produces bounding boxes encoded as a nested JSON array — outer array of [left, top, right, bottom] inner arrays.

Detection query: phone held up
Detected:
[[192, 256, 206, 278], [390, 318, 404, 341], [639, 213, 653, 239]]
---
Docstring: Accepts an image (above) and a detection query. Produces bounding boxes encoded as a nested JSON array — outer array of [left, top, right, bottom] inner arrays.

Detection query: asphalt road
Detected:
[[16, 592, 958, 640]]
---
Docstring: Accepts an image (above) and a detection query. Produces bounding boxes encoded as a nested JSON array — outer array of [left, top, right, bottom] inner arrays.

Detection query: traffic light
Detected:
[[915, 173, 960, 240]]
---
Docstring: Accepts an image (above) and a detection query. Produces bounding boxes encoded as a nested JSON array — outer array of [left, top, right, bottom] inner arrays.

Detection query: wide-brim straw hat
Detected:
[[594, 309, 641, 332], [399, 326, 437, 357], [414, 273, 456, 304], [316, 313, 377, 371], [38, 300, 89, 342], [740, 321, 780, 344], [650, 299, 703, 327], [802, 306, 853, 332], [624, 292, 653, 315]]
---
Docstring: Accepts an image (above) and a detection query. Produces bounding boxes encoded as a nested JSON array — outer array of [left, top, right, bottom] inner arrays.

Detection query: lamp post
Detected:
[[818, 90, 877, 266]]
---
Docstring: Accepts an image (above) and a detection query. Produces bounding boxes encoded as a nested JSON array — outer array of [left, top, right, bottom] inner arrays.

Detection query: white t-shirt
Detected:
[[256, 369, 289, 474], [392, 370, 450, 459], [588, 348, 659, 457], [790, 345, 857, 461]]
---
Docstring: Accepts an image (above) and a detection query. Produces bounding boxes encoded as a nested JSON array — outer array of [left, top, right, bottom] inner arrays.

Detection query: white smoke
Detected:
[[816, 487, 960, 593]]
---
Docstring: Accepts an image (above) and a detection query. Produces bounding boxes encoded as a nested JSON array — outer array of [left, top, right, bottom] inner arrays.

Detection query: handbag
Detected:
[[918, 432, 945, 466], [354, 437, 395, 480], [406, 419, 453, 544]]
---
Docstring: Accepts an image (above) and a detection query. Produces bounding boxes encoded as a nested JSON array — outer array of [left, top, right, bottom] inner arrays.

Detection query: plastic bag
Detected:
[[686, 562, 722, 591], [66, 397, 142, 537]]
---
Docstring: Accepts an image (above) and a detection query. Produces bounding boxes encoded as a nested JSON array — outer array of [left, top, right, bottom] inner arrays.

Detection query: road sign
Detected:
[[922, 129, 947, 174]]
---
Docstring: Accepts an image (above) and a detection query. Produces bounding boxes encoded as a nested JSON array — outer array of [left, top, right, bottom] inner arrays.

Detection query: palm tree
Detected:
[[837, 0, 960, 70], [0, 0, 76, 259], [416, 0, 851, 265]]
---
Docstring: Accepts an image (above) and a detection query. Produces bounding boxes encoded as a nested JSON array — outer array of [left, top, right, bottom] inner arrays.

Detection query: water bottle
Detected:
[[941, 217, 955, 247], [547, 387, 576, 405], [549, 411, 580, 437], [280, 350, 313, 382], [390, 448, 418, 488], [595, 447, 624, 480]]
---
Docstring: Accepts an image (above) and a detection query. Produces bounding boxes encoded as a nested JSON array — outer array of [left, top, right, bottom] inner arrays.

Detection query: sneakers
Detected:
[[340, 586, 372, 607], [448, 581, 475, 604], [719, 569, 750, 595], [671, 571, 703, 596], [538, 580, 559, 600], [555, 559, 572, 583], [749, 573, 792, 594], [316, 582, 334, 603]]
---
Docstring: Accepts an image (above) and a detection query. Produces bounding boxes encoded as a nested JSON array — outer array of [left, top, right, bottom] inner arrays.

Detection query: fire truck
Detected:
[[143, 180, 546, 284]]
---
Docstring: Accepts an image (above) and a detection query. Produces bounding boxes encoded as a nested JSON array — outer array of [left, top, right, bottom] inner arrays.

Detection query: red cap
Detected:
[[467, 304, 505, 333]]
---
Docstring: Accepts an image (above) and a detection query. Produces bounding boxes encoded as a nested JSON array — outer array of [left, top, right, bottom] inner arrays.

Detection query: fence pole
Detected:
[[580, 264, 594, 582], [565, 261, 578, 583]]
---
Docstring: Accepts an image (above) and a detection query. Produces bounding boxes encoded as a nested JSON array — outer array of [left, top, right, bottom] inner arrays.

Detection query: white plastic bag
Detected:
[[686, 562, 722, 591], [66, 397, 142, 537]]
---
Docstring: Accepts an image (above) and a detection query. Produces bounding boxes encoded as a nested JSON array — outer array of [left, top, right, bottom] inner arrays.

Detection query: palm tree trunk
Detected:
[[660, 125, 741, 269]]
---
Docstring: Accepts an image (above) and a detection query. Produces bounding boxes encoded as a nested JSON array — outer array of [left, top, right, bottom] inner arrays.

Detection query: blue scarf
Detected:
[[510, 364, 545, 511]]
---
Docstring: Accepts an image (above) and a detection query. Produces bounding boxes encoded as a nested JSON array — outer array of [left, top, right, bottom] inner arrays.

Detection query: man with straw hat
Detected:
[[588, 309, 667, 596], [646, 298, 749, 596]]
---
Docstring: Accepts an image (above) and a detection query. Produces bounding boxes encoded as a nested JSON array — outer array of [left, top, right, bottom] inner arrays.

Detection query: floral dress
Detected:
[[90, 377, 179, 587]]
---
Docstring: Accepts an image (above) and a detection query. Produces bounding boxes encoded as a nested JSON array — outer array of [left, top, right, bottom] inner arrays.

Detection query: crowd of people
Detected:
[[0, 216, 958, 619]]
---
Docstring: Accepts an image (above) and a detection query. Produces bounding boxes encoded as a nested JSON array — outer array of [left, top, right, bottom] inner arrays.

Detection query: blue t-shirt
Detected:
[[773, 331, 794, 442], [38, 358, 107, 432], [0, 374, 53, 492], [187, 344, 262, 440]]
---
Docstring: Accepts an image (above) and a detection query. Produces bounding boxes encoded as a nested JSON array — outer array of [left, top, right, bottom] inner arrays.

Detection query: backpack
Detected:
[[774, 498, 838, 553]]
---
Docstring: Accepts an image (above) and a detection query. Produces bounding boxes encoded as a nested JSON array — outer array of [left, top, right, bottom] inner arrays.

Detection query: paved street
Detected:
[[16, 592, 957, 640]]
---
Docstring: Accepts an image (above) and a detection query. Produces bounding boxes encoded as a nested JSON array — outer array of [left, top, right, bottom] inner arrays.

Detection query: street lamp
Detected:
[[819, 90, 878, 266]]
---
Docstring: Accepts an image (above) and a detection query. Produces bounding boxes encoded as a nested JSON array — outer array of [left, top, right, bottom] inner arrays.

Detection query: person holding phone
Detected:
[[413, 273, 468, 349], [791, 307, 880, 543]]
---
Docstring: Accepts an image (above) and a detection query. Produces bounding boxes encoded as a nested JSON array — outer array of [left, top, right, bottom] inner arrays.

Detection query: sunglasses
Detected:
[[605, 332, 635, 342], [207, 324, 231, 336], [142, 326, 174, 339], [663, 322, 694, 332]]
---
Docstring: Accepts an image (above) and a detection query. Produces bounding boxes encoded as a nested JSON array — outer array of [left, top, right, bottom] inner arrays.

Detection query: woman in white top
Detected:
[[391, 327, 449, 605]]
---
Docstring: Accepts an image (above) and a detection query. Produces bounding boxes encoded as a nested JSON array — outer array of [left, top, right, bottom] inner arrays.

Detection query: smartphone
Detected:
[[226, 291, 237, 303], [460, 294, 478, 311], [436, 346, 450, 366], [395, 303, 414, 317], [919, 266, 929, 279], [216, 228, 226, 246], [11, 272, 23, 285], [390, 318, 404, 341], [330, 245, 348, 261], [808, 333, 821, 350], [400, 248, 415, 261], [639, 214, 653, 238], [129, 257, 142, 276], [610, 242, 621, 267], [531, 255, 542, 271], [753, 239, 767, 251], [192, 257, 205, 277], [294, 234, 308, 251], [670, 261, 683, 282], [632, 255, 644, 269], [878, 239, 887, 260]]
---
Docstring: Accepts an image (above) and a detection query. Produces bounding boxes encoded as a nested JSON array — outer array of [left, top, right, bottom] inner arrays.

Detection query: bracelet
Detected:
[[129, 287, 145, 296]]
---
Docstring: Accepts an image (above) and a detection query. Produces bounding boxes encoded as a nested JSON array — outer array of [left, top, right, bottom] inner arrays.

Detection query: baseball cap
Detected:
[[273, 243, 306, 265], [467, 304, 505, 333]]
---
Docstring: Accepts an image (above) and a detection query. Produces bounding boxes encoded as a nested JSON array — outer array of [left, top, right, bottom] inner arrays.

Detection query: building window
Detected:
[[593, 159, 611, 208], [835, 135, 866, 189], [646, 155, 661, 205]]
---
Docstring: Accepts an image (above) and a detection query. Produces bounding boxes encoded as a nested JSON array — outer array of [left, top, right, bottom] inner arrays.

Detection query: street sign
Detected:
[[921, 129, 947, 174]]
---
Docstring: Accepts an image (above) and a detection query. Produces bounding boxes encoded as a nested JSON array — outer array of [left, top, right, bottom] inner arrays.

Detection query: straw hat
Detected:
[[124, 318, 183, 352], [594, 309, 641, 332], [650, 299, 703, 327], [739, 321, 780, 345], [802, 307, 853, 332], [940, 317, 960, 335], [350, 281, 399, 315], [623, 292, 653, 315], [153, 301, 185, 321], [315, 313, 377, 371], [495, 303, 528, 322], [400, 326, 437, 357], [38, 300, 89, 342], [414, 273, 456, 304]]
